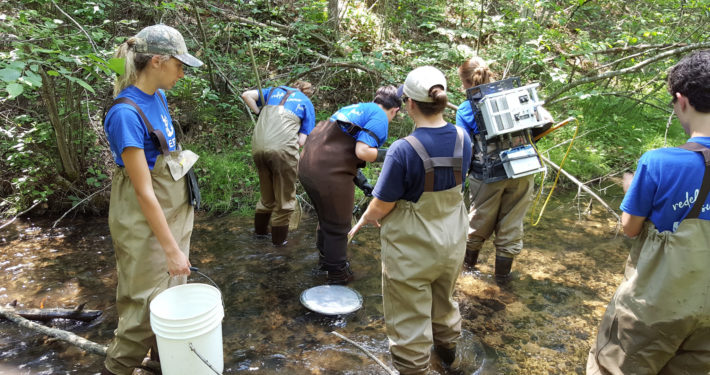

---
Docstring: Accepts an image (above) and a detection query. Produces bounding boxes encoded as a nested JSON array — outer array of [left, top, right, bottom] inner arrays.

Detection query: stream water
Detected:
[[0, 189, 630, 374]]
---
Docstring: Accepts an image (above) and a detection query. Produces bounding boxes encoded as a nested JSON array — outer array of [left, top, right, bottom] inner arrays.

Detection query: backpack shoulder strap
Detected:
[[112, 97, 169, 156]]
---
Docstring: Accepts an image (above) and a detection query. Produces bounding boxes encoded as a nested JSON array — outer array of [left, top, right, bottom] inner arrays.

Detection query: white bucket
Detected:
[[150, 283, 224, 375]]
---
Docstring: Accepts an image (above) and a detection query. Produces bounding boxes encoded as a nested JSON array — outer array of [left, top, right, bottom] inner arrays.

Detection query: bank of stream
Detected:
[[0, 188, 630, 374]]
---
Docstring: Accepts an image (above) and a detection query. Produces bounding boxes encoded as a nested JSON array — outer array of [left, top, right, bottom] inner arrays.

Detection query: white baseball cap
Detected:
[[397, 66, 447, 103]]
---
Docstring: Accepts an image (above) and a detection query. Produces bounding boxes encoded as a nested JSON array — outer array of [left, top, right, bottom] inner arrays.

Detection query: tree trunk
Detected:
[[328, 0, 339, 38], [39, 68, 80, 181]]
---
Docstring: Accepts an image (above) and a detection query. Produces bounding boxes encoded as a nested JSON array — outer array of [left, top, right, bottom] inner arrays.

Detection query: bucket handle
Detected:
[[188, 267, 220, 291], [189, 342, 222, 375], [152, 267, 226, 311], [188, 267, 226, 312]]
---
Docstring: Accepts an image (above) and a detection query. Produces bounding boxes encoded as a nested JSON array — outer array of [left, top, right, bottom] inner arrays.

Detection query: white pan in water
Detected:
[[300, 285, 363, 315]]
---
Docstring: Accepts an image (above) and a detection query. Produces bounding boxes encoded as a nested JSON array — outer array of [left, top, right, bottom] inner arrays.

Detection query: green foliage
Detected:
[[0, 2, 115, 99], [536, 94, 686, 184], [1, 0, 708, 218], [190, 145, 260, 215], [0, 115, 57, 213]]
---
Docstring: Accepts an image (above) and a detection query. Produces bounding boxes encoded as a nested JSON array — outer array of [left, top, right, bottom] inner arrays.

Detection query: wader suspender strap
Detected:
[[277, 87, 295, 106], [336, 120, 382, 145], [112, 97, 170, 156], [262, 86, 295, 107], [404, 126, 465, 192], [677, 142, 710, 219]]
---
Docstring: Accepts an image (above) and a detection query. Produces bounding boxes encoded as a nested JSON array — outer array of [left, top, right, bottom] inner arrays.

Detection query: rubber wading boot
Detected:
[[137, 364, 162, 375], [327, 262, 354, 285], [494, 255, 514, 284], [464, 249, 479, 269], [254, 212, 271, 237], [149, 345, 160, 363], [271, 225, 288, 246], [100, 367, 116, 375], [434, 344, 456, 367], [313, 251, 327, 275]]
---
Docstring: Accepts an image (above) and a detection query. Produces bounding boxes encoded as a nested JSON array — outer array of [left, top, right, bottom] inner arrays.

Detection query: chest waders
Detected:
[[464, 129, 536, 277], [252, 88, 302, 246], [298, 120, 364, 284], [379, 127, 468, 375], [104, 98, 193, 374], [587, 142, 710, 375]]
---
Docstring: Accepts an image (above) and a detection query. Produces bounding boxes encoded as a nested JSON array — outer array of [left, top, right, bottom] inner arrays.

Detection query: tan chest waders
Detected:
[[104, 96, 194, 374], [379, 127, 468, 375], [587, 142, 710, 375], [252, 89, 302, 241]]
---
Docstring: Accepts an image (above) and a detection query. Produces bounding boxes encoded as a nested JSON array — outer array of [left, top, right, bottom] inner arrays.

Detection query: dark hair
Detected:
[[412, 85, 447, 116], [668, 50, 710, 113], [373, 85, 402, 109]]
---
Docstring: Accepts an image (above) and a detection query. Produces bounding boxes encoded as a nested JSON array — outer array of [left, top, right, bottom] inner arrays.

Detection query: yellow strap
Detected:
[[529, 118, 580, 226]]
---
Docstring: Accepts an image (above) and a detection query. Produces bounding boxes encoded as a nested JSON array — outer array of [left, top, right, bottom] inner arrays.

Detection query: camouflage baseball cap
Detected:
[[134, 24, 203, 67]]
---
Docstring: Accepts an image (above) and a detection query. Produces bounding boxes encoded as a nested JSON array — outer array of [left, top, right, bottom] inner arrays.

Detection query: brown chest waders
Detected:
[[298, 120, 363, 278]]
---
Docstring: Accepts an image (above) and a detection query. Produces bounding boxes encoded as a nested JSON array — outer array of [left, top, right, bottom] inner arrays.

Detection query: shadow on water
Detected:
[[1, 188, 629, 374]]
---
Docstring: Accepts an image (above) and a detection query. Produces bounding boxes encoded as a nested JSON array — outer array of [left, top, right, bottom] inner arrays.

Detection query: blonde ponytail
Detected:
[[113, 38, 137, 97], [112, 37, 168, 97]]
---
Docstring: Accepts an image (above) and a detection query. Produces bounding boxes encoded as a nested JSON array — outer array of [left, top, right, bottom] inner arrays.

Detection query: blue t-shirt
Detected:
[[456, 100, 480, 136], [621, 137, 710, 232], [104, 86, 175, 169], [373, 124, 472, 203], [329, 102, 389, 148], [256, 86, 316, 135]]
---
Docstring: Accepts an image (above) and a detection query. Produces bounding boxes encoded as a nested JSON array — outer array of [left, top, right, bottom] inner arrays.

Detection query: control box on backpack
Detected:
[[466, 77, 547, 182]]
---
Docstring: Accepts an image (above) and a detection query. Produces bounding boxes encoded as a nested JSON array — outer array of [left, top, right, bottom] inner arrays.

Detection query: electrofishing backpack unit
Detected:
[[466, 77, 548, 183]]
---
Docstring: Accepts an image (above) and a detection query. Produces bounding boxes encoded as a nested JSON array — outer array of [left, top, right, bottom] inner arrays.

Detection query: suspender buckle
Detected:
[[336, 120, 359, 137]]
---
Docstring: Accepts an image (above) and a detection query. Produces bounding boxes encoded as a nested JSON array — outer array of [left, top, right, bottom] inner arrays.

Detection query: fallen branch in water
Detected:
[[2, 305, 161, 372], [0, 201, 42, 231], [331, 331, 396, 375], [539, 155, 621, 224], [0, 305, 107, 356], [8, 303, 102, 323]]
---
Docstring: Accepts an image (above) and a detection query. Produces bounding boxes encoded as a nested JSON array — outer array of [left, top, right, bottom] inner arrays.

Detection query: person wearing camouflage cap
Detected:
[[101, 24, 202, 375], [134, 24, 203, 68]]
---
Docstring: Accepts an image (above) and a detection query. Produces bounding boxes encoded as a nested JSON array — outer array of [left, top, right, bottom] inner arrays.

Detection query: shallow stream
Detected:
[[0, 189, 630, 374]]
